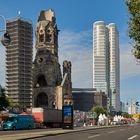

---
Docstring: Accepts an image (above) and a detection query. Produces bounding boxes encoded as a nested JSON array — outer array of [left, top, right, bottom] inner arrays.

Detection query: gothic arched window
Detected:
[[36, 75, 47, 87], [46, 28, 52, 43], [39, 34, 44, 42], [39, 29, 45, 43]]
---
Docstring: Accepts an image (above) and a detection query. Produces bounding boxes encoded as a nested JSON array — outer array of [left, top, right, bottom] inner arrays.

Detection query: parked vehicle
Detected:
[[32, 108, 62, 128], [0, 113, 10, 123], [2, 114, 34, 130], [0, 113, 12, 130]]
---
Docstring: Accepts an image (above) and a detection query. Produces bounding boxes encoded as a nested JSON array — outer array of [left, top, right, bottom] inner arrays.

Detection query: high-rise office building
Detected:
[[128, 101, 137, 114], [6, 17, 33, 107], [93, 21, 110, 96], [93, 21, 120, 112]]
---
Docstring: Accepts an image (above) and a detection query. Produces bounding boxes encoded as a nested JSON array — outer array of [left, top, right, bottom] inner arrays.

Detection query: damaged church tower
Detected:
[[32, 9, 73, 109]]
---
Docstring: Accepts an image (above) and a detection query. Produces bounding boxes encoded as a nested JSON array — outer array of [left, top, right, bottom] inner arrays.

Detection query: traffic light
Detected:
[[136, 102, 139, 106], [1, 32, 10, 46]]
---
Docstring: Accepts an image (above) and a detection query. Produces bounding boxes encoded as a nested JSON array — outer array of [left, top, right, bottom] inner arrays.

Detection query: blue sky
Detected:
[[0, 0, 140, 107]]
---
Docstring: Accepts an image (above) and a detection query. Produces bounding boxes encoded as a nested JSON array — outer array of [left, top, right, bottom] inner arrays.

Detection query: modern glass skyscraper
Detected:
[[108, 23, 120, 112], [93, 21, 120, 112], [6, 17, 33, 107]]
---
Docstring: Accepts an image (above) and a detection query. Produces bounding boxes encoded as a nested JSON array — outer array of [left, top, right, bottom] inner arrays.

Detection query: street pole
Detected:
[[0, 15, 10, 100]]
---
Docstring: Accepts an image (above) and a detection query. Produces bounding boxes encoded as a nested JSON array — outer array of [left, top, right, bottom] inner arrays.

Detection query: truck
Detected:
[[2, 114, 34, 130], [32, 108, 62, 128]]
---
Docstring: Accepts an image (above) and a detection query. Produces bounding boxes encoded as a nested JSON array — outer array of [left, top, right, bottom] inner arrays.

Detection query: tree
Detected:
[[0, 86, 9, 111], [125, 0, 140, 59], [121, 112, 131, 118], [90, 106, 107, 116]]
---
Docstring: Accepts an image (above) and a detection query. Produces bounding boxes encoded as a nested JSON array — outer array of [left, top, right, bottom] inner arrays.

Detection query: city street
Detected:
[[29, 124, 140, 140]]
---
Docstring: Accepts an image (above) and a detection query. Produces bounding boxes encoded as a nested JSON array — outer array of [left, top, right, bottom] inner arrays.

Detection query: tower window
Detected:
[[46, 33, 52, 42], [39, 34, 44, 42], [36, 75, 47, 87], [47, 29, 50, 33]]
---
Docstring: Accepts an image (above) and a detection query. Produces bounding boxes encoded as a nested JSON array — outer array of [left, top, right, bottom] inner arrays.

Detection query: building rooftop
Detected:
[[7, 16, 32, 24], [72, 88, 97, 93]]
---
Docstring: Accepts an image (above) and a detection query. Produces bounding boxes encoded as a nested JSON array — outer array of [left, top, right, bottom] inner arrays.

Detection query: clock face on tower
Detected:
[[37, 57, 43, 64]]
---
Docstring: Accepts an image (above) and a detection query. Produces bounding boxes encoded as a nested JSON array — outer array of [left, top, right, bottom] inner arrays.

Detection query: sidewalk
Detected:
[[0, 125, 119, 140]]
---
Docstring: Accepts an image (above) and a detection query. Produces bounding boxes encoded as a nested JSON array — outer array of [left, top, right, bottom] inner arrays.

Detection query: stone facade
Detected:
[[62, 61, 73, 105], [32, 9, 72, 109], [94, 92, 107, 110]]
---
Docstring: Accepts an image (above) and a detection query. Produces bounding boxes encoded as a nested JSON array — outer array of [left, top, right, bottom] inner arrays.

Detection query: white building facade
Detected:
[[128, 101, 137, 114], [93, 21, 120, 112]]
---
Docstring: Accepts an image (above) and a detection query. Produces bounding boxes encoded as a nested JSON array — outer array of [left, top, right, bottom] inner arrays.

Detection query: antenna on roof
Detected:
[[18, 11, 21, 17]]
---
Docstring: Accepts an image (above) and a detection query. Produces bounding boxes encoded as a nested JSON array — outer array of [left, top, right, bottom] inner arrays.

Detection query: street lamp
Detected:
[[0, 15, 10, 46]]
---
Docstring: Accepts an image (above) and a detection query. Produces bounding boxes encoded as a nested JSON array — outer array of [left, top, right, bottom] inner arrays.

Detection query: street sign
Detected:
[[87, 114, 97, 119]]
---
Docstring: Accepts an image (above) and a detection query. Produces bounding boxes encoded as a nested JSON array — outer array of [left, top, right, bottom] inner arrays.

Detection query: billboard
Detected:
[[62, 105, 73, 129]]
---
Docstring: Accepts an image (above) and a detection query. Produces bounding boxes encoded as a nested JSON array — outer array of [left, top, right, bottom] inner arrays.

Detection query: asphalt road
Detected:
[[30, 124, 140, 140]]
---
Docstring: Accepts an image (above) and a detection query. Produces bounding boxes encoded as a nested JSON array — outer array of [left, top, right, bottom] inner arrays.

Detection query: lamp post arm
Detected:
[[0, 30, 6, 32], [0, 15, 6, 32]]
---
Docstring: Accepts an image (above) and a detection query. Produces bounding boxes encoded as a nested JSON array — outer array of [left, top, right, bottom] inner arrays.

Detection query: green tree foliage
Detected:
[[90, 106, 107, 116], [121, 112, 130, 118], [125, 0, 140, 59], [0, 86, 9, 111], [8, 98, 24, 108]]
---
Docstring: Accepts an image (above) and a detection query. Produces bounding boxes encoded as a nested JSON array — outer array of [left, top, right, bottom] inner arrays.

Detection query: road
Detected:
[[29, 124, 140, 140]]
